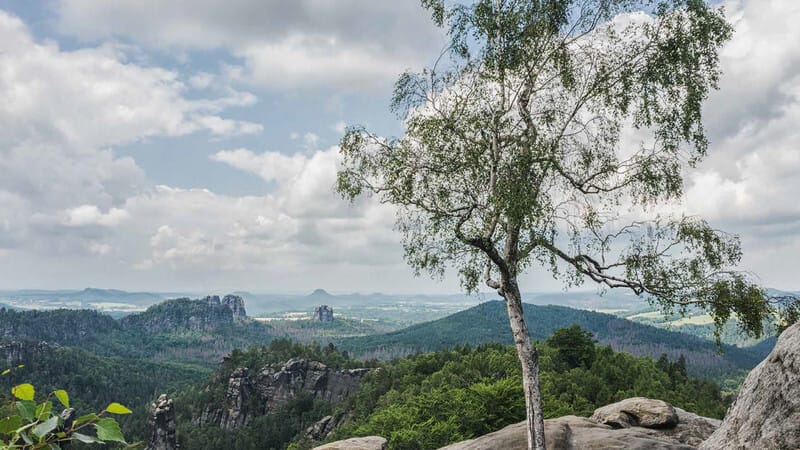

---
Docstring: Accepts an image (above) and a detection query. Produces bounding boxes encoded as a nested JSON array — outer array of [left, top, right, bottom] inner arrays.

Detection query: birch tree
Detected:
[[336, 1, 773, 449]]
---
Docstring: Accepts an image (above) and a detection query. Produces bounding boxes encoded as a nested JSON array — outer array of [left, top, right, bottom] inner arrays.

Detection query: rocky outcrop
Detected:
[[439, 398, 718, 450], [223, 295, 247, 320], [146, 394, 177, 450], [0, 340, 55, 365], [313, 305, 334, 322], [700, 322, 800, 450], [312, 436, 387, 450], [123, 294, 247, 333], [198, 358, 370, 430], [305, 413, 349, 442]]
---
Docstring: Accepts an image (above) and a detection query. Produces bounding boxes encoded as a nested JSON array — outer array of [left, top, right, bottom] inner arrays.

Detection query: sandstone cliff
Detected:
[[146, 394, 177, 450], [197, 358, 370, 430], [700, 321, 800, 450]]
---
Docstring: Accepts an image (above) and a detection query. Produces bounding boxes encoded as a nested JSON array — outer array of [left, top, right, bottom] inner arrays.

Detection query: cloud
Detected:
[[0, 10, 260, 256], [53, 0, 444, 89], [681, 0, 800, 231], [63, 205, 130, 227]]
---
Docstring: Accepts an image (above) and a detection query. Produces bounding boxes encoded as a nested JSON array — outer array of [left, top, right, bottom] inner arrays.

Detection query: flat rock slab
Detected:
[[439, 416, 696, 450], [312, 436, 387, 450]]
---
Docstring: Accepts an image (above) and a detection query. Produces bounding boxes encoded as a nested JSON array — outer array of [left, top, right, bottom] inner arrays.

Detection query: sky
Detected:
[[0, 0, 797, 294]]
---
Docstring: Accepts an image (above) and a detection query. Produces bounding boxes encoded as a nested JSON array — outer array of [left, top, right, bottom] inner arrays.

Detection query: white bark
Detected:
[[503, 281, 546, 450]]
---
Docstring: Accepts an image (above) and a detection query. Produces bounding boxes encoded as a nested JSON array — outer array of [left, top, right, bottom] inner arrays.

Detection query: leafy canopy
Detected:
[[337, 0, 780, 339]]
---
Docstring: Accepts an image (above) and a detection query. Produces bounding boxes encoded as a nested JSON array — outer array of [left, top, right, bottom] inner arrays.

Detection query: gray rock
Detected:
[[146, 394, 177, 450], [312, 436, 387, 450], [222, 294, 247, 319], [591, 397, 678, 429], [700, 322, 800, 450], [0, 341, 54, 366], [198, 358, 370, 430], [440, 398, 719, 450]]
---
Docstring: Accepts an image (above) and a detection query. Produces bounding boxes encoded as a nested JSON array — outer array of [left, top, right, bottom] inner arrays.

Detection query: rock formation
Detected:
[[0, 340, 55, 365], [591, 397, 679, 429], [123, 294, 248, 333], [439, 398, 719, 449], [223, 294, 247, 320], [313, 305, 334, 322], [312, 436, 387, 450], [146, 394, 177, 450], [198, 358, 370, 430], [305, 413, 349, 442], [700, 322, 800, 450]]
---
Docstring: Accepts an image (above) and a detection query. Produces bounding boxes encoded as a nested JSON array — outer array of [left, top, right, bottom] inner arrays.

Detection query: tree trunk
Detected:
[[504, 280, 546, 450]]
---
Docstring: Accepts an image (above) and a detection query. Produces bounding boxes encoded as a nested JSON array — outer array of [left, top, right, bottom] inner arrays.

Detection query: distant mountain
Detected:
[[308, 288, 334, 298], [0, 288, 170, 311], [339, 301, 772, 378]]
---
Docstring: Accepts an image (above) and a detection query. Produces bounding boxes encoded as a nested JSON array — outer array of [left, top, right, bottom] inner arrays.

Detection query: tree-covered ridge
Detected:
[[0, 297, 273, 364], [0, 341, 208, 444], [0, 308, 121, 346], [325, 328, 725, 450], [339, 301, 770, 379]]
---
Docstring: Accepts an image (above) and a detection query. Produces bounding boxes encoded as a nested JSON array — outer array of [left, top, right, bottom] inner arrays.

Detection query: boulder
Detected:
[[700, 322, 800, 450], [591, 397, 678, 429], [312, 436, 387, 450]]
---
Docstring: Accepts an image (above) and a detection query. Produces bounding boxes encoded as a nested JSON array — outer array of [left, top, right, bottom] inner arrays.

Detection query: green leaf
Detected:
[[32, 415, 58, 438], [19, 429, 34, 445], [54, 390, 70, 409], [94, 418, 126, 443], [74, 413, 98, 427], [12, 384, 34, 401], [0, 416, 22, 434], [1, 369, 10, 376], [72, 432, 102, 444], [35, 401, 52, 419], [16, 400, 37, 421], [104, 403, 132, 415]]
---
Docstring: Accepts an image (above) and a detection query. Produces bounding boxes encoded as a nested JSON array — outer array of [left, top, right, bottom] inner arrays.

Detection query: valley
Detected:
[[0, 288, 784, 448]]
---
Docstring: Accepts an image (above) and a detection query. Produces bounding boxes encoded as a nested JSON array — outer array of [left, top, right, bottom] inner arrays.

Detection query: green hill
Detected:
[[338, 301, 771, 378]]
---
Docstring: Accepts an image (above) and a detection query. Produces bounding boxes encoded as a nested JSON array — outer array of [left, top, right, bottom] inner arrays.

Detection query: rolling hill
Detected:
[[338, 301, 772, 378]]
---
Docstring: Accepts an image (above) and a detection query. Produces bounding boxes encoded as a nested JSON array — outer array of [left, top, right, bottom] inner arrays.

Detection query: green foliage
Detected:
[[0, 343, 208, 444], [546, 325, 596, 370], [330, 330, 727, 449], [0, 381, 139, 449]]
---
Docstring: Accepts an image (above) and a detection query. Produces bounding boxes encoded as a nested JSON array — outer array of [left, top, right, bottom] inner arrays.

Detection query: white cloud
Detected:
[[237, 38, 411, 89], [54, 0, 444, 89], [0, 10, 261, 256], [333, 121, 347, 135], [63, 205, 130, 227], [211, 148, 308, 183]]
